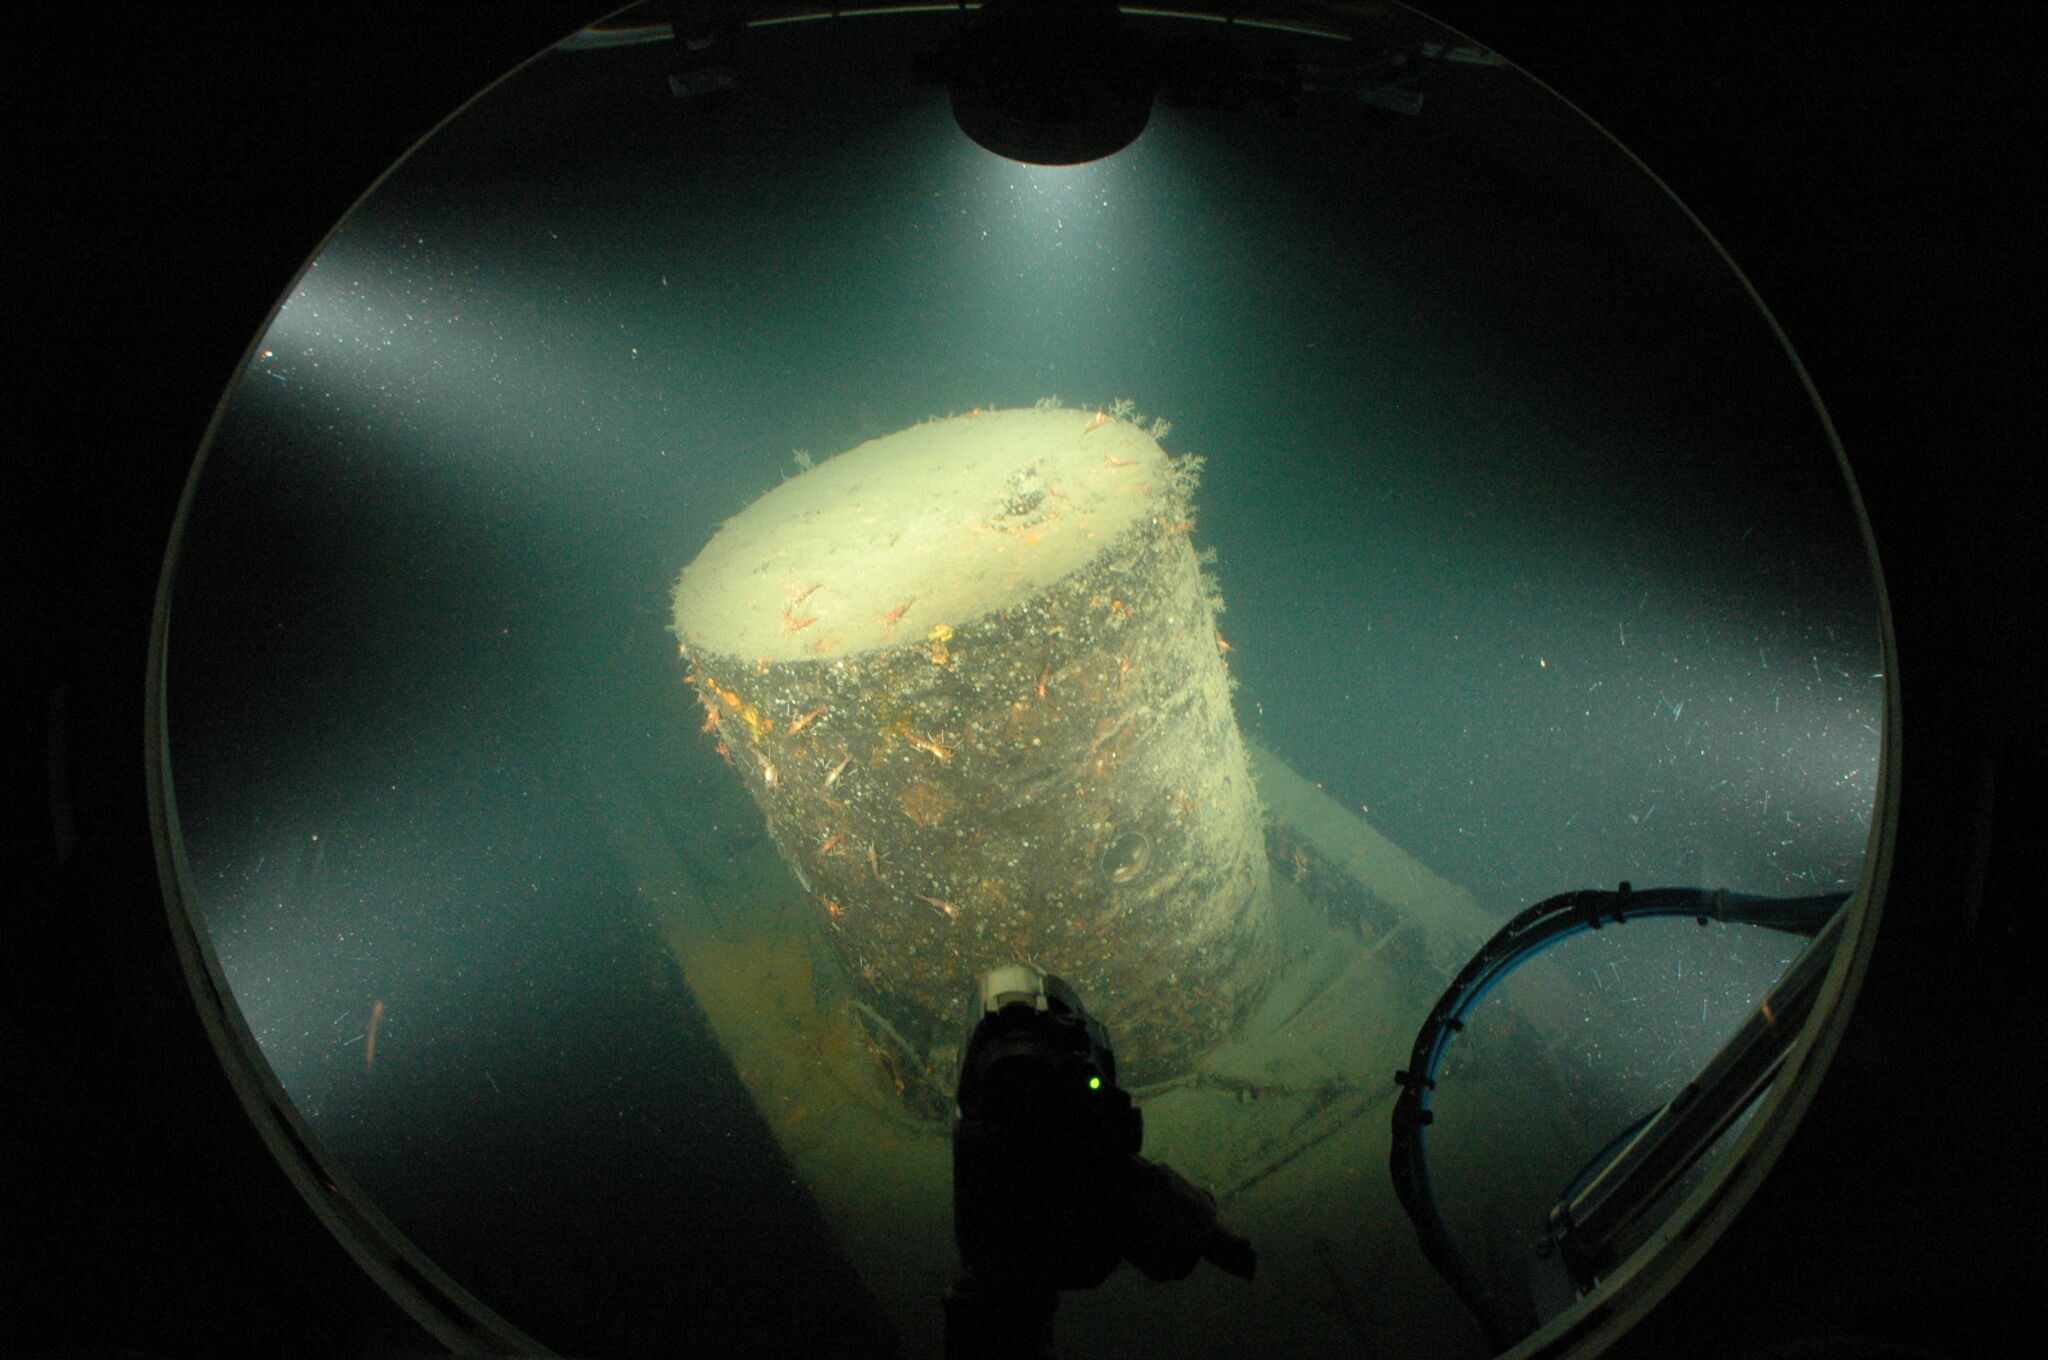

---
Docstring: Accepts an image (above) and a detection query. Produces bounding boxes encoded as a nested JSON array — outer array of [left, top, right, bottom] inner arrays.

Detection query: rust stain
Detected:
[[899, 781, 953, 826]]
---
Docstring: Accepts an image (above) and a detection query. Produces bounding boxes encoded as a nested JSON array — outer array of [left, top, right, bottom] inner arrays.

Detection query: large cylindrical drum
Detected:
[[671, 405, 1271, 1092]]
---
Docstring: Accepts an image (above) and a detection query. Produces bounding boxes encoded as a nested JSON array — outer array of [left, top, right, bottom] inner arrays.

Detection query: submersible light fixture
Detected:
[[914, 0, 1160, 165]]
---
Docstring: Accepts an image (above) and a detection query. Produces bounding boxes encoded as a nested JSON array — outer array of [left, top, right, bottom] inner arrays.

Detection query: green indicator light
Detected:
[[1088, 1076, 1102, 1090]]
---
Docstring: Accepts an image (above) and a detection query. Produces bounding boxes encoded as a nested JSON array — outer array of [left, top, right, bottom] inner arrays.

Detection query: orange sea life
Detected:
[[914, 893, 960, 921], [364, 999, 386, 1074]]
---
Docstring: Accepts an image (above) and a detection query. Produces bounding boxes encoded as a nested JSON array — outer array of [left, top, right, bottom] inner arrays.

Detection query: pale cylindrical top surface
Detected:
[[673, 407, 1166, 661]]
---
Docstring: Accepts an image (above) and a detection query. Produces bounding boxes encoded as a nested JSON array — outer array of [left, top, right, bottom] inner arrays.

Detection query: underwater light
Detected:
[[914, 0, 1159, 165]]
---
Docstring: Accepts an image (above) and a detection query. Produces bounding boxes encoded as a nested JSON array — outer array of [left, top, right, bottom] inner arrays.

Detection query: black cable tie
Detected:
[[1608, 881, 1634, 925], [1393, 1068, 1435, 1091]]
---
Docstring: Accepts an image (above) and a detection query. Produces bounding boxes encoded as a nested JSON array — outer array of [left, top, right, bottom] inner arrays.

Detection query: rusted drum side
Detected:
[[671, 406, 1271, 1090]]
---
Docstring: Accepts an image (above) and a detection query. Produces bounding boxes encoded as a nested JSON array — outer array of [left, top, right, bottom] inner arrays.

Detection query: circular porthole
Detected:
[[149, 5, 1893, 1357]]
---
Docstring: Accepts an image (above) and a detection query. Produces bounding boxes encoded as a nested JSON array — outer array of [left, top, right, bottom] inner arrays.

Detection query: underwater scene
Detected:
[[161, 10, 1881, 1359]]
